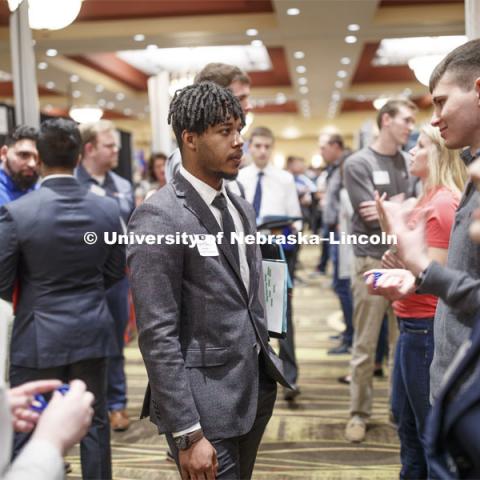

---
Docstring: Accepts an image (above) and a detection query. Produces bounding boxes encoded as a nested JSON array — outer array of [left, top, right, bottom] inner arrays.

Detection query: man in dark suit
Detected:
[[0, 118, 125, 480], [127, 82, 289, 479]]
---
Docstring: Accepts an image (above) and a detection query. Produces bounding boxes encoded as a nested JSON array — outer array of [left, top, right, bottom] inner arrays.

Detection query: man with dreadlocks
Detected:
[[127, 82, 289, 479]]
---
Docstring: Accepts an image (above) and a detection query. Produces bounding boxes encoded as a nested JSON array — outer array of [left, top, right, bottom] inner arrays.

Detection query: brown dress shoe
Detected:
[[109, 409, 130, 431]]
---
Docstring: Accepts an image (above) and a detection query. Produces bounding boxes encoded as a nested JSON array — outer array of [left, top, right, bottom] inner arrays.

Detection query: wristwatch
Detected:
[[174, 429, 204, 450]]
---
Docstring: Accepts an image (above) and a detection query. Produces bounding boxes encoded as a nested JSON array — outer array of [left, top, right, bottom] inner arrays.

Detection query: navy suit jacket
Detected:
[[0, 176, 126, 369], [427, 313, 480, 479]]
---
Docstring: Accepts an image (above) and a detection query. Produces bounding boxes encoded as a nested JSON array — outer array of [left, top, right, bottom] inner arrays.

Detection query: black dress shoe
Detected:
[[328, 343, 351, 355], [337, 374, 351, 385], [373, 367, 385, 378], [284, 385, 301, 401]]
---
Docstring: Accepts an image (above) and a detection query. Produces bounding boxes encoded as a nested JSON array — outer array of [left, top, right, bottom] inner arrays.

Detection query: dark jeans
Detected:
[[330, 237, 353, 346], [375, 315, 389, 365], [391, 317, 434, 480], [10, 357, 111, 480], [106, 276, 129, 411], [317, 224, 330, 272], [166, 357, 277, 479]]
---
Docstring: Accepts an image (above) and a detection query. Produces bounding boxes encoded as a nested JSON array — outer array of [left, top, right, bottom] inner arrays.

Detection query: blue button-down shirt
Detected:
[[0, 167, 36, 207]]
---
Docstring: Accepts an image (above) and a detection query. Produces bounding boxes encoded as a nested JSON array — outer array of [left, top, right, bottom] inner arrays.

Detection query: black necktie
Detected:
[[212, 193, 240, 267], [253, 171, 264, 218]]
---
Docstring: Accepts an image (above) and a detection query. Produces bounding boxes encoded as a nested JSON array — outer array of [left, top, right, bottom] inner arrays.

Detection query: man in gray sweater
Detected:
[[343, 98, 417, 442]]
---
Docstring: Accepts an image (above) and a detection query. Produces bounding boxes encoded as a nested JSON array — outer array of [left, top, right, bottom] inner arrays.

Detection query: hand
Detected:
[[359, 200, 379, 222], [381, 249, 406, 270], [7, 380, 62, 433], [179, 437, 218, 480], [364, 268, 416, 301], [32, 379, 94, 456]]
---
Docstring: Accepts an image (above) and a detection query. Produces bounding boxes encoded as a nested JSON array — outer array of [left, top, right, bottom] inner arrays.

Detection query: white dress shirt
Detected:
[[237, 163, 302, 229]]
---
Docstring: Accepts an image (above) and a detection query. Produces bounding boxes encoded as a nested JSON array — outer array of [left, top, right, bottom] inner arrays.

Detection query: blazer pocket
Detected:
[[184, 347, 228, 368]]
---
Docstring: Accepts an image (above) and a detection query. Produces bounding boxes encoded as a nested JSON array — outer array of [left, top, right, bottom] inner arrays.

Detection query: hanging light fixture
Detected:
[[408, 54, 445, 87], [69, 106, 104, 124], [29, 0, 83, 30]]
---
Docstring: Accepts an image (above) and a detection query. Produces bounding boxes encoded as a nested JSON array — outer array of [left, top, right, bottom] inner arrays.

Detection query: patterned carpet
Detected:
[[67, 245, 400, 479]]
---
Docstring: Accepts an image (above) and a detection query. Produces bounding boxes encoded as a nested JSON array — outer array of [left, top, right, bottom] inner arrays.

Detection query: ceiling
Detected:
[[0, 0, 466, 142]]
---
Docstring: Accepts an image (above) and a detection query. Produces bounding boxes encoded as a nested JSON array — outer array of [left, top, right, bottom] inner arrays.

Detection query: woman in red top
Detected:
[[374, 124, 467, 480]]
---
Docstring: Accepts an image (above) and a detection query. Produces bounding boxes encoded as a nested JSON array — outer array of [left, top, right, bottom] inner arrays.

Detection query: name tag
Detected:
[[90, 184, 106, 197], [197, 235, 219, 257], [373, 170, 390, 185]]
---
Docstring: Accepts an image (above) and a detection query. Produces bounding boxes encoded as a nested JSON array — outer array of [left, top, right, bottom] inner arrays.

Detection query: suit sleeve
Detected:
[[127, 202, 200, 433], [343, 157, 380, 229], [103, 204, 127, 289], [0, 207, 19, 301]]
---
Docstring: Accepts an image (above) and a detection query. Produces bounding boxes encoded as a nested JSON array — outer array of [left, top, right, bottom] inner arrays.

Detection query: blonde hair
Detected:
[[421, 124, 467, 196], [78, 120, 116, 156]]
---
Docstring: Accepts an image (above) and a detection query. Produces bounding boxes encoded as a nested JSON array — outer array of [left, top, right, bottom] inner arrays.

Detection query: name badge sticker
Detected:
[[373, 170, 390, 185], [196, 235, 219, 257]]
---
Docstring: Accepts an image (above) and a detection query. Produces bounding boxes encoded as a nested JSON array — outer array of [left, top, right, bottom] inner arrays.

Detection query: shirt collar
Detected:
[[460, 147, 480, 166], [40, 174, 75, 185], [179, 166, 227, 206], [251, 163, 272, 175]]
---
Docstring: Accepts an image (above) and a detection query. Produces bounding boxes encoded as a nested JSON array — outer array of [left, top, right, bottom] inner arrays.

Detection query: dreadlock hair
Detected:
[[168, 81, 245, 150]]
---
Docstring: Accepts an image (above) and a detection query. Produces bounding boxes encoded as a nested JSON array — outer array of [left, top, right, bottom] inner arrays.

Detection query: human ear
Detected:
[[181, 130, 197, 152], [475, 77, 480, 106]]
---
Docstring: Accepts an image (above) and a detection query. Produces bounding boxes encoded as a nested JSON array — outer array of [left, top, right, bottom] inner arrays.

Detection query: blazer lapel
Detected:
[[173, 174, 248, 299]]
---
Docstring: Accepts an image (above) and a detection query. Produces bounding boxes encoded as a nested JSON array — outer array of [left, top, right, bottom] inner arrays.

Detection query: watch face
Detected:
[[175, 436, 188, 450]]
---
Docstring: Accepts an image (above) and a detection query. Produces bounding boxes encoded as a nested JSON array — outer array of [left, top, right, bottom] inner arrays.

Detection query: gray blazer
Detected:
[[127, 172, 288, 439]]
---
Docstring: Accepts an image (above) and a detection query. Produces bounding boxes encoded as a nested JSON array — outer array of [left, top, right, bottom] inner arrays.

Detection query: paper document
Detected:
[[262, 259, 288, 338]]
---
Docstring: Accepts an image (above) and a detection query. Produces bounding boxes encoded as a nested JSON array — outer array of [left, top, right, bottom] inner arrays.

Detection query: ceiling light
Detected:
[[332, 93, 341, 101], [97, 99, 107, 107], [46, 48, 58, 57], [146, 44, 158, 50], [348, 24, 360, 32], [299, 86, 309, 94], [345, 35, 357, 44], [46, 81, 55, 89], [356, 95, 367, 102], [133, 34, 145, 42], [335, 80, 343, 88], [298, 77, 308, 85], [251, 39, 263, 47], [276, 93, 287, 104], [373, 96, 389, 110], [28, 0, 82, 30], [72, 90, 81, 98], [408, 54, 444, 86], [123, 108, 133, 116], [69, 106, 103, 124], [337, 70, 348, 78], [70, 74, 79, 83], [294, 51, 305, 59], [296, 65, 306, 74], [95, 84, 104, 93], [116, 92, 125, 101], [283, 127, 300, 139], [38, 62, 48, 70], [287, 7, 300, 15], [106, 101, 115, 110], [44, 104, 53, 110], [340, 57, 351, 65], [246, 28, 258, 36]]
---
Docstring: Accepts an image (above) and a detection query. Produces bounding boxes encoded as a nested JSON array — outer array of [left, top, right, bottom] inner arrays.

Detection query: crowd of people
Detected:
[[0, 37, 479, 480]]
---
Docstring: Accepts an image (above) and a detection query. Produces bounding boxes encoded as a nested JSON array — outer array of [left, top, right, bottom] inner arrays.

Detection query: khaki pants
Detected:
[[349, 256, 398, 417]]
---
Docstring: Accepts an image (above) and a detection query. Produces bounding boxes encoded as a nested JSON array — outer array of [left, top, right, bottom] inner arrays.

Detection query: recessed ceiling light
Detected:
[[123, 108, 132, 116], [332, 91, 341, 100], [95, 84, 104, 93], [345, 35, 357, 44], [133, 34, 145, 42], [294, 51, 305, 59], [335, 80, 343, 88], [340, 57, 351, 65], [70, 74, 80, 83], [98, 99, 107, 107], [348, 23, 360, 32], [106, 101, 115, 110], [296, 65, 306, 74], [298, 77, 308, 85], [46, 81, 55, 89], [116, 92, 125, 101], [276, 93, 287, 104], [246, 28, 258, 36], [251, 39, 263, 47], [299, 86, 309, 94], [72, 90, 81, 98], [38, 62, 48, 70], [146, 44, 158, 50], [356, 95, 367, 102], [46, 48, 57, 57], [287, 7, 300, 15], [337, 70, 348, 78]]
